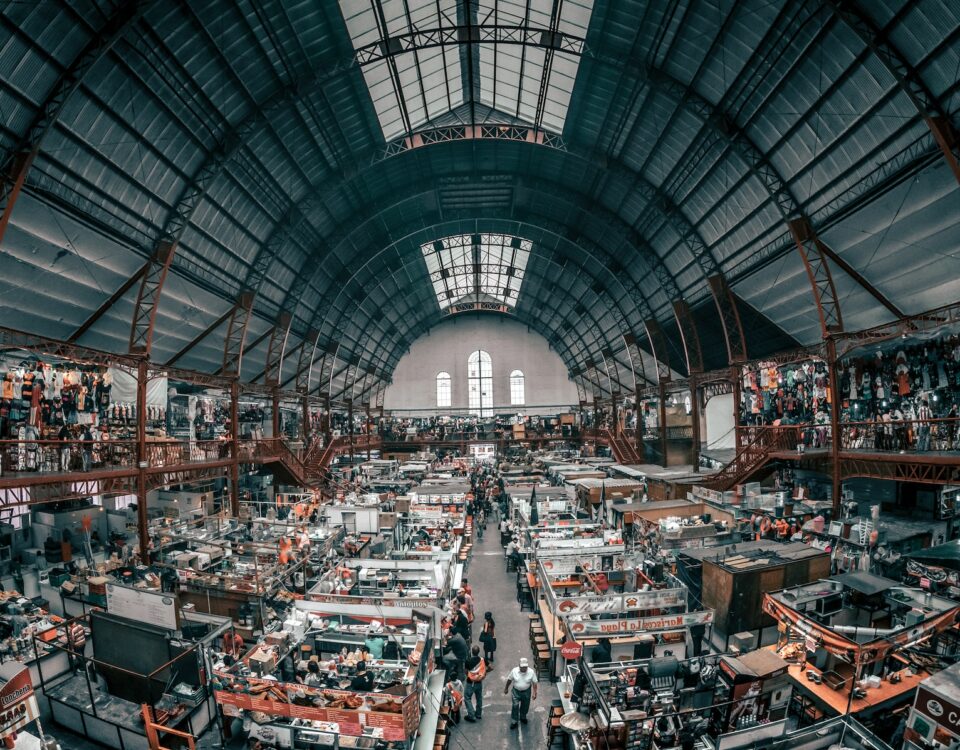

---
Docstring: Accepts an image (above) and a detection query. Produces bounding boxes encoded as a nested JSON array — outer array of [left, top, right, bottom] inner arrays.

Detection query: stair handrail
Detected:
[[707, 425, 799, 488]]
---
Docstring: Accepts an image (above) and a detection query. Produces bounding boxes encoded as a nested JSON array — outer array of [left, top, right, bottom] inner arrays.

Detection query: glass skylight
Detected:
[[421, 232, 531, 311], [339, 0, 594, 140]]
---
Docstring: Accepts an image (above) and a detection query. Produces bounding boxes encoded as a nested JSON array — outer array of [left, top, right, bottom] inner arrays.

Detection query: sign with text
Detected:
[[567, 609, 713, 635], [560, 641, 583, 660], [915, 686, 960, 737], [213, 678, 419, 742], [0, 664, 39, 739], [555, 587, 687, 616], [106, 583, 179, 631], [307, 593, 438, 609]]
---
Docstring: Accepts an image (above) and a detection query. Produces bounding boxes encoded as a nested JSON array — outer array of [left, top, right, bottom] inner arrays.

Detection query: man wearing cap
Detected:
[[504, 657, 538, 728]]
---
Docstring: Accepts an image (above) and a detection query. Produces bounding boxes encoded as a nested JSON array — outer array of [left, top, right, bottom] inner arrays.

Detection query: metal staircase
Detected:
[[700, 426, 799, 491], [601, 428, 643, 464]]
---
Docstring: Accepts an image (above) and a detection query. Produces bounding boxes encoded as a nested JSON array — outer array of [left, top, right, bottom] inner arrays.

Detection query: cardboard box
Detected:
[[248, 647, 276, 674], [87, 576, 110, 596]]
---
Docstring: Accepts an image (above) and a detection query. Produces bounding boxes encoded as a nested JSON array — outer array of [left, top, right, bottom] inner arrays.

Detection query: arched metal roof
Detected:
[[0, 0, 958, 402]]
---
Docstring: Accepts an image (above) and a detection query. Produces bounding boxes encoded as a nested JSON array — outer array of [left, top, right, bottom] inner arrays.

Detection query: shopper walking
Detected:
[[442, 629, 468, 679], [479, 611, 496, 665], [463, 645, 486, 722], [504, 656, 538, 728]]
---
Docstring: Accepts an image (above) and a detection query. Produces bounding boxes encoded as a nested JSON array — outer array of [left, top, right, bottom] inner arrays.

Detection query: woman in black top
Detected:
[[350, 661, 375, 691], [479, 612, 496, 665]]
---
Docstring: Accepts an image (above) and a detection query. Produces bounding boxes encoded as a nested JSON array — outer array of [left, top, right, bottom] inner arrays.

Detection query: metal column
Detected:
[[732, 367, 743, 449], [658, 382, 668, 468], [230, 379, 240, 517], [827, 338, 842, 515], [690, 376, 701, 473], [347, 399, 354, 464], [272, 389, 281, 439], [135, 360, 150, 564], [365, 403, 372, 461]]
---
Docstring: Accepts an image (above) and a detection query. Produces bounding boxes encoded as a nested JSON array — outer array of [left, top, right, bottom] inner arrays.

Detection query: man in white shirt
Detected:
[[503, 657, 538, 729]]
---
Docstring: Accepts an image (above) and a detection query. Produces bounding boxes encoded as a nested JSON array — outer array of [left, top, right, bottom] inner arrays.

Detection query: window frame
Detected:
[[436, 371, 452, 408], [468, 350, 493, 417], [510, 369, 525, 406]]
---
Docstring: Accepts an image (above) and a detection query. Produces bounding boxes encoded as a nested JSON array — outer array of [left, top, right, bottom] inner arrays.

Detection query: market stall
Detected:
[[211, 608, 435, 749], [763, 575, 960, 720], [38, 606, 231, 750]]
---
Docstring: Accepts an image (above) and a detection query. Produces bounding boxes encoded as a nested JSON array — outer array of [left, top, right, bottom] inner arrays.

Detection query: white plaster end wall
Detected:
[[383, 316, 580, 415]]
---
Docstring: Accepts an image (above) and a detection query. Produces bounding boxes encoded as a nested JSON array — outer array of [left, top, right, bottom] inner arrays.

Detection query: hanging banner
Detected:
[[567, 609, 713, 636], [0, 664, 39, 739]]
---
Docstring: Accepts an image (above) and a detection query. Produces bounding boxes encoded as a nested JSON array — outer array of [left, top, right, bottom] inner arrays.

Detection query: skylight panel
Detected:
[[420, 233, 531, 312], [340, 0, 593, 141]]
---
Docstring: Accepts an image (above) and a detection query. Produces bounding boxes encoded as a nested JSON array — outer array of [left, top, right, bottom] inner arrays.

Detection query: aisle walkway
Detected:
[[453, 521, 554, 750]]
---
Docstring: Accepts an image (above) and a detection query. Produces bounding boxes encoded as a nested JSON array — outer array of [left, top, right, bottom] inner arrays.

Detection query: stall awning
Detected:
[[833, 571, 897, 596], [904, 540, 960, 572]]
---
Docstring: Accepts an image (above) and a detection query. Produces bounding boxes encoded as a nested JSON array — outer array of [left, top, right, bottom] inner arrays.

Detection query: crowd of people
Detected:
[[437, 465, 541, 731]]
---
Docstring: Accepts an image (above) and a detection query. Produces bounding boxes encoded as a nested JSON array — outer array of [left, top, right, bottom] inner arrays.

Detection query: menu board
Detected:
[[105, 583, 179, 631]]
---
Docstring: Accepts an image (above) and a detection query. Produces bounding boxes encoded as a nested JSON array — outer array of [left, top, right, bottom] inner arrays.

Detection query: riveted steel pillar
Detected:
[[690, 376, 701, 473], [230, 379, 240, 517], [658, 382, 668, 468], [135, 360, 150, 564]]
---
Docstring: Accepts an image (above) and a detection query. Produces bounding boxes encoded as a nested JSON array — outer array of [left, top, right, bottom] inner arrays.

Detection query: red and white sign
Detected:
[[567, 609, 713, 636], [213, 677, 419, 742], [560, 641, 583, 660], [0, 664, 39, 739]]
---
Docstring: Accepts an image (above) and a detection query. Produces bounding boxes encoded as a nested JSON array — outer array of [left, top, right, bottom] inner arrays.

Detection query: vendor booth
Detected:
[[763, 574, 960, 720]]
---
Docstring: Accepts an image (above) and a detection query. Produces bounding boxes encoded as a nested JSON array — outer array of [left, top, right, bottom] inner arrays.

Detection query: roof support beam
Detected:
[[0, 0, 143, 251], [643, 319, 672, 384], [68, 264, 146, 343], [164, 306, 234, 367], [788, 218, 844, 338], [672, 300, 703, 375], [708, 275, 748, 364], [221, 291, 256, 378], [353, 22, 585, 66], [825, 0, 960, 185]]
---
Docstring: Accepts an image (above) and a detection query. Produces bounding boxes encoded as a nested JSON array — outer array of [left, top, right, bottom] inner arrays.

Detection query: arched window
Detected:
[[510, 370, 525, 406], [468, 350, 493, 417], [436, 372, 451, 408]]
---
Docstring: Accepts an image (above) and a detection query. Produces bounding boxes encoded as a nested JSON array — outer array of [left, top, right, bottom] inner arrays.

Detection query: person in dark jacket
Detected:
[[443, 631, 468, 680], [591, 637, 612, 664]]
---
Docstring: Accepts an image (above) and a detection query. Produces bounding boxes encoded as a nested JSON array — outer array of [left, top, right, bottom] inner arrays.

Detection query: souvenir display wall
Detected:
[[738, 358, 831, 427]]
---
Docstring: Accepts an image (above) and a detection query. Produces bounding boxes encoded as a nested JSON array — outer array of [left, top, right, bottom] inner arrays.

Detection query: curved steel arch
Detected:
[[316, 253, 626, 405], [287, 208, 663, 397], [307, 249, 628, 402], [312, 218, 650, 396], [273, 174, 693, 391], [824, 0, 960, 186], [126, 51, 365, 356], [282, 197, 648, 389], [640, 65, 905, 338], [301, 197, 666, 400], [237, 128, 735, 385], [261, 165, 668, 385], [0, 1, 146, 251]]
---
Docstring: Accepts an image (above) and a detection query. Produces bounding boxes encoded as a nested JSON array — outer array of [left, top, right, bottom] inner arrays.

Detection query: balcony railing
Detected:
[[0, 439, 137, 475], [838, 417, 960, 453]]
